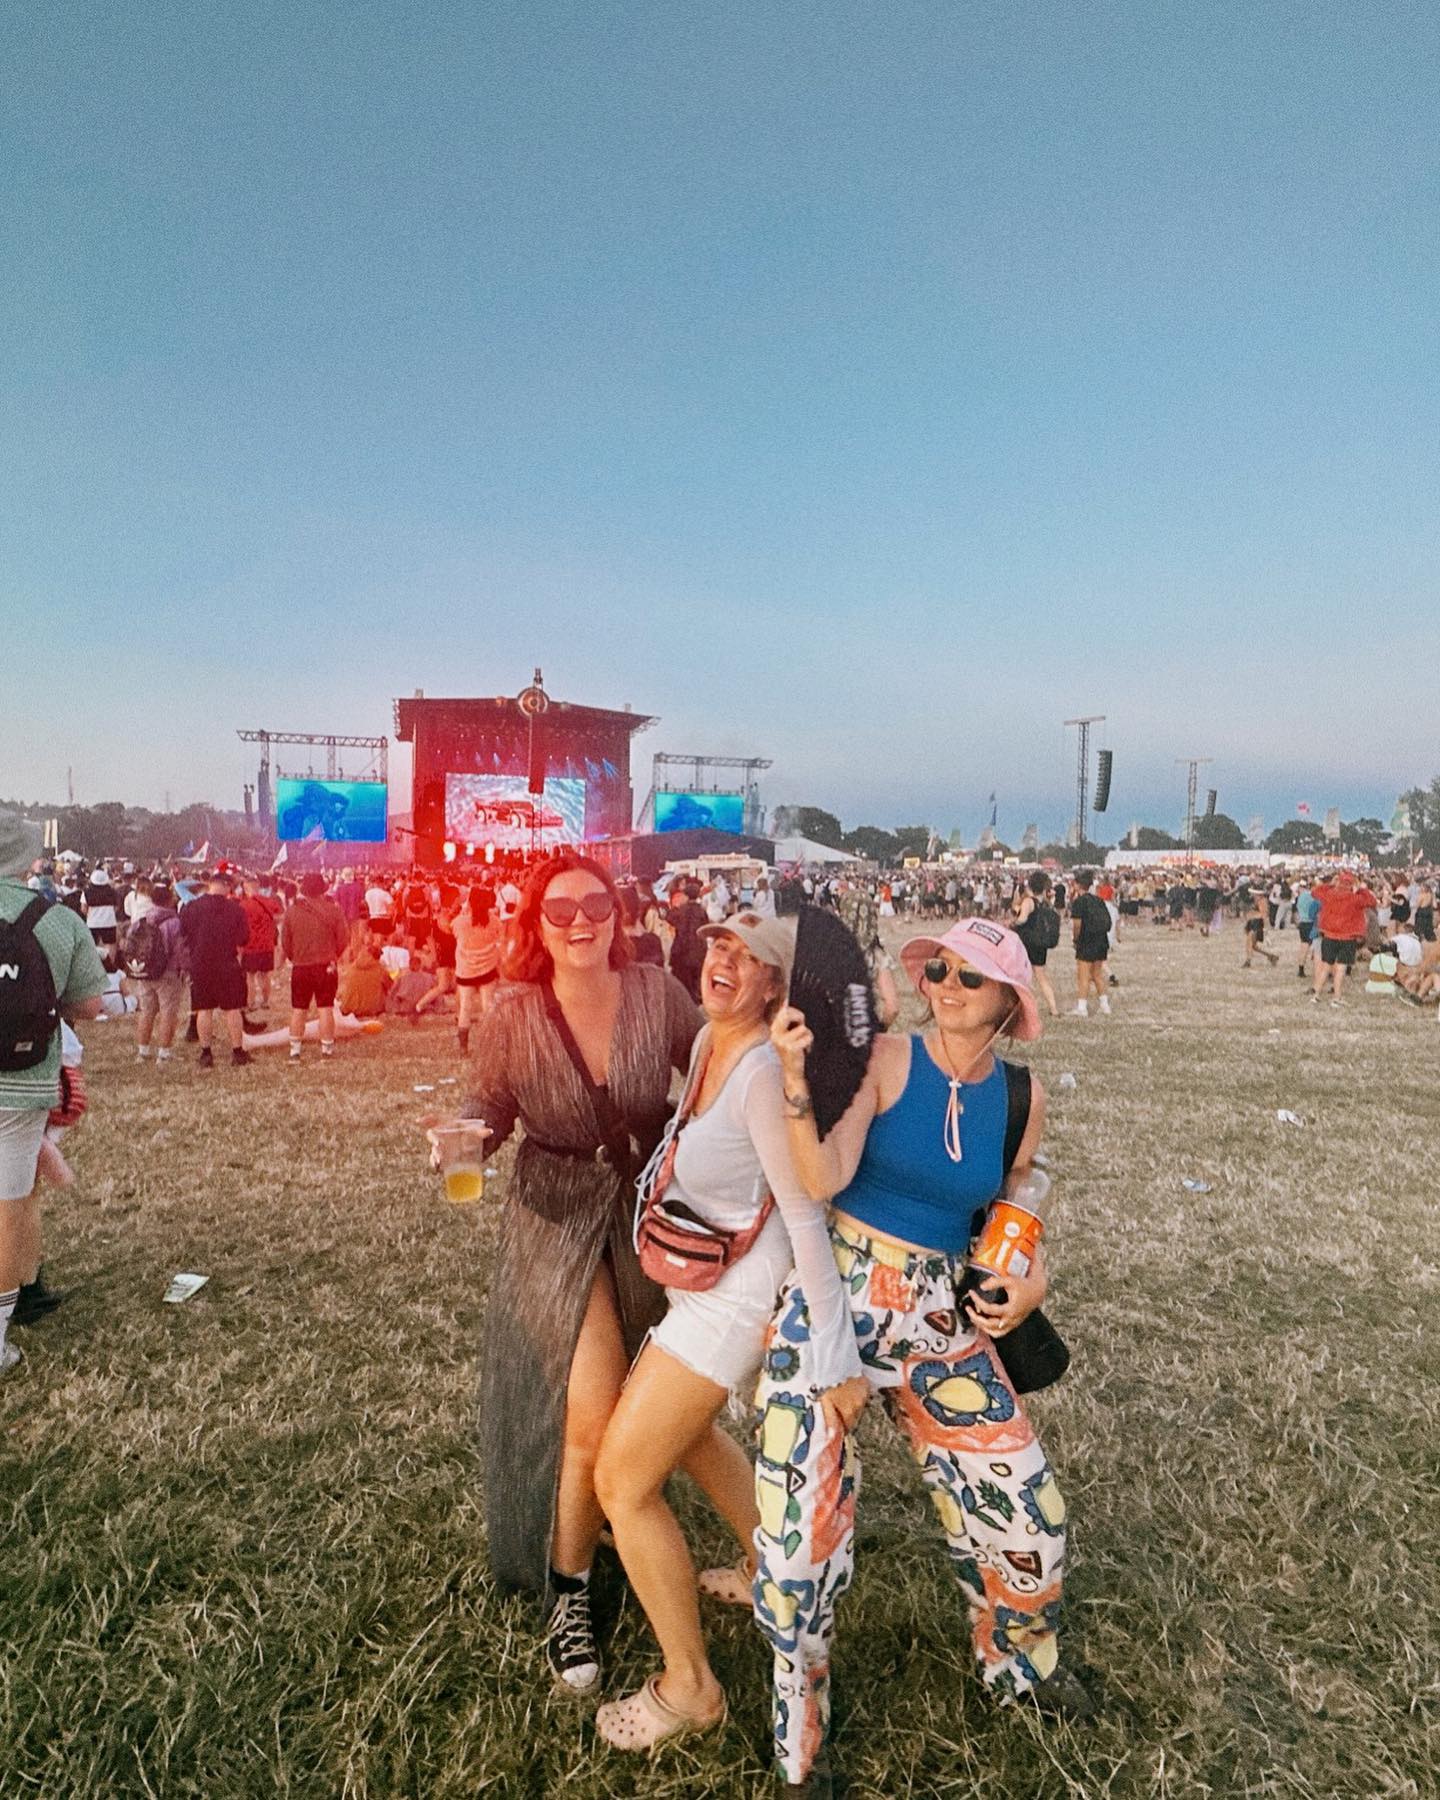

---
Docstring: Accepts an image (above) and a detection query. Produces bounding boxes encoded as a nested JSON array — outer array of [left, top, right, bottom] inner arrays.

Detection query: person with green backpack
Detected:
[[0, 812, 108, 1376]]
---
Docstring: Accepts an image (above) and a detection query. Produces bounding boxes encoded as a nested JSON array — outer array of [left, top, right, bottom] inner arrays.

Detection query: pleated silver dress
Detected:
[[461, 962, 700, 1597]]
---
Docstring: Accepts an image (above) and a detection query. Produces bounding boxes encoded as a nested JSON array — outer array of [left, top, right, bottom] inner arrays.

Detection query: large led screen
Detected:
[[275, 778, 388, 843], [445, 774, 587, 849], [655, 790, 744, 834]]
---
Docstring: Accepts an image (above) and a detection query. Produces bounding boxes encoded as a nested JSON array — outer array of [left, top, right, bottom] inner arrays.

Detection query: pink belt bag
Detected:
[[633, 1043, 774, 1292], [635, 1134, 775, 1291]]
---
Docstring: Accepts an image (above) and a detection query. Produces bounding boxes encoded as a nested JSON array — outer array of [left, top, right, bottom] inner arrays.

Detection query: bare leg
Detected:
[[552, 1263, 629, 1577], [223, 1008, 244, 1048], [0, 1187, 42, 1291], [681, 1422, 762, 1571], [594, 1343, 729, 1715], [196, 1009, 214, 1049]]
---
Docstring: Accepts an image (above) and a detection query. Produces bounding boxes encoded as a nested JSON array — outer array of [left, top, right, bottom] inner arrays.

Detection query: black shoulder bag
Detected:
[[958, 1061, 1071, 1394]]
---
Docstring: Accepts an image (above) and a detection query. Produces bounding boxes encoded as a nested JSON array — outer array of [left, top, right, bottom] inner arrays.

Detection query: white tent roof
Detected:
[[769, 835, 856, 865]]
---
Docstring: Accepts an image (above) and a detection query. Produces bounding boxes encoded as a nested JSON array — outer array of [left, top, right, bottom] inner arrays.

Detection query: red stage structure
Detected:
[[393, 680, 654, 865]]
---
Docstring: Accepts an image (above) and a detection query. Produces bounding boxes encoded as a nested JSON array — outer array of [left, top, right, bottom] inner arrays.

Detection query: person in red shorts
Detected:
[[1310, 868, 1378, 1008], [238, 874, 282, 1015]]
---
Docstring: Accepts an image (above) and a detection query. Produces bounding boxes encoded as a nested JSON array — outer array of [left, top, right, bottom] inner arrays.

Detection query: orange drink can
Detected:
[[968, 1201, 1044, 1284]]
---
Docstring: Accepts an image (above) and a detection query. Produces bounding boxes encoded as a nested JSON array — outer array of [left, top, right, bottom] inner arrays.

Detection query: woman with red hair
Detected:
[[431, 851, 700, 1696]]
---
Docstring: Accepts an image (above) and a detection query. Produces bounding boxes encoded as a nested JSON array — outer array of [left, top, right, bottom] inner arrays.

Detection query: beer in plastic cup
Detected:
[[429, 1122, 491, 1206]]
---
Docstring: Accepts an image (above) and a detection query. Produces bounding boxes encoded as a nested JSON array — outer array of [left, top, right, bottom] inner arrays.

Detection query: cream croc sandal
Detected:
[[696, 1560, 754, 1607], [595, 1675, 726, 1751]]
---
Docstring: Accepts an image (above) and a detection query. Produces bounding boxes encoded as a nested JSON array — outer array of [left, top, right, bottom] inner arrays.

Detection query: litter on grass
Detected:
[[413, 1084, 437, 1093], [1181, 1178, 1213, 1193], [1057, 1073, 1078, 1091], [438, 1077, 458, 1086], [163, 1273, 209, 1305], [1275, 1109, 1305, 1127]]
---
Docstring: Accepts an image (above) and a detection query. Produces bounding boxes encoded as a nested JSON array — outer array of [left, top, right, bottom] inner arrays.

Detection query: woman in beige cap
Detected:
[[591, 910, 868, 1754]]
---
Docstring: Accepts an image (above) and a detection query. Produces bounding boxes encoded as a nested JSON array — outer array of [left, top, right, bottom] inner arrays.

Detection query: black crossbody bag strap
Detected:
[[542, 982, 634, 1177], [1001, 1060, 1032, 1174]]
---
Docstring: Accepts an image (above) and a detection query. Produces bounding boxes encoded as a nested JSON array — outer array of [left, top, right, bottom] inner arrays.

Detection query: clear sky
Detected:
[[5, 2, 1437, 843]]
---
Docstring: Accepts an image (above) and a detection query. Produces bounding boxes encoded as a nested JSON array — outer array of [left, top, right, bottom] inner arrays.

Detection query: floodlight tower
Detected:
[[1175, 757, 1214, 865], [1064, 716, 1105, 848]]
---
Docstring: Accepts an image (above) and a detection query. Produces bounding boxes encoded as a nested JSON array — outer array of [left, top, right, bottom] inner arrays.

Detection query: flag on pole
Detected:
[[270, 843, 289, 872], [1296, 802, 1311, 816]]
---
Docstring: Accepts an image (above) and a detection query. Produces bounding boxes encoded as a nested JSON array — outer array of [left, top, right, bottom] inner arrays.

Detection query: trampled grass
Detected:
[[3, 921, 1437, 1797]]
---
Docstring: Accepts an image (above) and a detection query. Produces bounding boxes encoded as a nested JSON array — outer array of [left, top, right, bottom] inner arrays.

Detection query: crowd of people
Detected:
[[4, 809, 1435, 1792]]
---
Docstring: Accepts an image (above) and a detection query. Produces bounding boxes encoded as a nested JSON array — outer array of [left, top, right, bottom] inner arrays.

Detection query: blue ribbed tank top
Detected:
[[834, 1037, 1007, 1254]]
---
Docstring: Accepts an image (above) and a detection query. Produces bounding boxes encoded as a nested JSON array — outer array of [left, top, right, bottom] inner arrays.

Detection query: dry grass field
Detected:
[[3, 917, 1437, 1799]]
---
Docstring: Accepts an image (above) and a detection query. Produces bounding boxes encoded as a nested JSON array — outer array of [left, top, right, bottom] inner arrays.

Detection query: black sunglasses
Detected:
[[923, 957, 986, 989], [541, 892, 616, 927]]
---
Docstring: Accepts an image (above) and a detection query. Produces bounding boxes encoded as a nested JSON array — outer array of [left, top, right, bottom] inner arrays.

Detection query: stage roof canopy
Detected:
[[394, 693, 656, 742]]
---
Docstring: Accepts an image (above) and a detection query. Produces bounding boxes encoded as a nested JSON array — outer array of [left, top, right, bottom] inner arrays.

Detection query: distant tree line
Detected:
[[0, 797, 268, 864]]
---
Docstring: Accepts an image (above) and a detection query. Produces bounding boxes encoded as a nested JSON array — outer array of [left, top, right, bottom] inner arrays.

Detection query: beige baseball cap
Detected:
[[698, 911, 797, 984]]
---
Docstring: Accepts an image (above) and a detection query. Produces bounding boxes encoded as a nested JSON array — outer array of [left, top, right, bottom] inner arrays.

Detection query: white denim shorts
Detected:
[[0, 1108, 49, 1202], [649, 1208, 793, 1393]]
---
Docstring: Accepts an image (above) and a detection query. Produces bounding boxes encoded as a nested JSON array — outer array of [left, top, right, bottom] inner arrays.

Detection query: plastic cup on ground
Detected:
[[429, 1122, 492, 1205]]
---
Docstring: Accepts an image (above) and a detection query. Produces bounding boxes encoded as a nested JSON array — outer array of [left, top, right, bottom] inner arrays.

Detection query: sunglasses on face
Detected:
[[923, 958, 986, 989], [540, 892, 616, 928]]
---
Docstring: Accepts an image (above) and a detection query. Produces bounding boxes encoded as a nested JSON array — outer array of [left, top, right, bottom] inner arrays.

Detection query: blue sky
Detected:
[[4, 2, 1436, 843]]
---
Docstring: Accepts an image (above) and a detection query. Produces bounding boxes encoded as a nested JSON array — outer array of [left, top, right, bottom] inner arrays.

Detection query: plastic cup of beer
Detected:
[[430, 1122, 491, 1206]]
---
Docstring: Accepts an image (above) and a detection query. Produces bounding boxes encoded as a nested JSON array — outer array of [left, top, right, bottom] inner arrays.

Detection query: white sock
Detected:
[[321, 1040, 335, 1056], [156, 1047, 171, 1062], [1075, 999, 1088, 1015], [136, 1043, 152, 1059], [289, 1038, 303, 1057], [0, 1288, 16, 1357]]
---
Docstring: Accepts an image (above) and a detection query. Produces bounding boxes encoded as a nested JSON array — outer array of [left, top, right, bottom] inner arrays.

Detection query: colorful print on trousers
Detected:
[[751, 1224, 1067, 1786]]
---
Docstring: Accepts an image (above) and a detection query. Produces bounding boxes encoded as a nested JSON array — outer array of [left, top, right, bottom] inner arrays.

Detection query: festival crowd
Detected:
[[3, 807, 1434, 1793]]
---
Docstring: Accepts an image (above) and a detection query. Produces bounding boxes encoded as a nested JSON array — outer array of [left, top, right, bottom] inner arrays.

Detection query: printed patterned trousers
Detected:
[[751, 1221, 1067, 1785]]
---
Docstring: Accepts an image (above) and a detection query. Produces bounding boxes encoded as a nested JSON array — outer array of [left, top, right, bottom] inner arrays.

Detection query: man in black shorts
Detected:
[[281, 872, 350, 1059], [1070, 871, 1114, 1016], [179, 872, 252, 1067]]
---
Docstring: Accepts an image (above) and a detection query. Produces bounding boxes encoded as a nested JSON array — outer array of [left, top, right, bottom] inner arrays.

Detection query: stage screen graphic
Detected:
[[446, 774, 587, 849], [275, 778, 388, 843], [655, 790, 744, 834]]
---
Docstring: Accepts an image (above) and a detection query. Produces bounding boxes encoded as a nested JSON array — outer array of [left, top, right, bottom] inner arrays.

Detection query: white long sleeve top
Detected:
[[659, 1033, 863, 1393]]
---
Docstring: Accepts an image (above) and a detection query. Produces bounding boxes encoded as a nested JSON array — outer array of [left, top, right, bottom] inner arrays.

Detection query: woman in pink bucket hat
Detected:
[[741, 914, 1091, 1793]]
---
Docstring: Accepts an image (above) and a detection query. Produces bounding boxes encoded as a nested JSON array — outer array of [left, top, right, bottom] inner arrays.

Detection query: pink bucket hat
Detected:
[[899, 918, 1043, 1042]]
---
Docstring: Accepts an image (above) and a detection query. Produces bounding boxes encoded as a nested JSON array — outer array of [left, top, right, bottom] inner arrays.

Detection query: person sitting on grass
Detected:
[[1364, 940, 1399, 996], [335, 938, 386, 1018], [378, 930, 411, 982], [386, 942, 437, 1024]]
